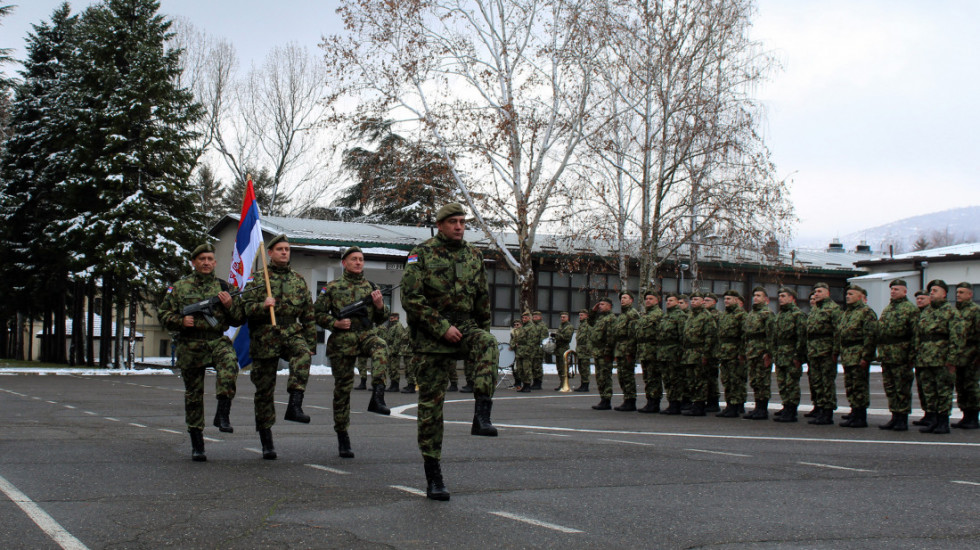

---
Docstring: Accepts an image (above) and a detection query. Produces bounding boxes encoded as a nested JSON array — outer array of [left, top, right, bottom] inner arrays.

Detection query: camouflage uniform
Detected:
[[877, 296, 918, 414], [530, 318, 549, 385], [590, 309, 617, 401], [837, 298, 877, 414], [513, 322, 537, 387], [743, 302, 775, 404], [953, 298, 980, 417], [913, 298, 956, 417], [241, 263, 316, 430], [806, 298, 842, 414], [314, 270, 390, 433], [681, 303, 717, 413], [716, 304, 747, 409], [555, 319, 574, 389], [705, 303, 723, 408], [773, 301, 807, 409], [575, 316, 594, 386], [635, 304, 665, 409], [384, 320, 413, 386], [158, 271, 244, 431], [658, 303, 687, 412], [400, 230, 498, 461], [613, 306, 640, 401]]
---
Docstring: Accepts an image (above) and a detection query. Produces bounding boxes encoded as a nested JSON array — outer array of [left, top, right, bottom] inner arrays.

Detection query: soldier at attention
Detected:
[[772, 287, 807, 423], [913, 279, 957, 434], [836, 284, 878, 428], [400, 203, 499, 501], [554, 311, 574, 391], [876, 279, 918, 431], [314, 246, 391, 459], [240, 234, 317, 459], [574, 309, 593, 392], [157, 243, 244, 462]]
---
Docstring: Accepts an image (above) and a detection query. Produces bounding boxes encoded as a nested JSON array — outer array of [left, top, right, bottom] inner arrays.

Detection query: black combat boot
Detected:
[[614, 398, 637, 412], [447, 381, 459, 392], [912, 412, 934, 427], [471, 395, 498, 436], [890, 413, 909, 432], [355, 377, 367, 390], [337, 431, 354, 458], [530, 379, 543, 391], [842, 407, 867, 428], [213, 396, 234, 433], [401, 383, 416, 394], [952, 409, 980, 429], [388, 378, 400, 392], [423, 456, 450, 501], [637, 399, 661, 413], [284, 390, 311, 423], [878, 412, 899, 430], [743, 399, 768, 420], [368, 383, 391, 415], [661, 400, 682, 415], [520, 382, 532, 393], [258, 428, 276, 460], [460, 381, 474, 393], [592, 398, 612, 410], [774, 404, 798, 423], [773, 406, 786, 420], [804, 406, 822, 418], [839, 408, 855, 427], [705, 399, 721, 413], [188, 429, 206, 462], [573, 382, 590, 392], [682, 401, 706, 416], [929, 413, 950, 434], [716, 403, 739, 418], [808, 408, 834, 425]]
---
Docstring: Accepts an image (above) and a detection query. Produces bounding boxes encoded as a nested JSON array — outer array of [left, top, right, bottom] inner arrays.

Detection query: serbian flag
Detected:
[[225, 177, 263, 368]]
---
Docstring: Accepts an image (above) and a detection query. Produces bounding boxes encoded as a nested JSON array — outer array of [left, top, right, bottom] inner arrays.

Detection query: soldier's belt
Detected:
[[180, 329, 223, 341], [251, 315, 298, 327], [745, 334, 767, 340], [720, 337, 741, 343], [808, 334, 832, 340], [441, 311, 472, 325], [878, 337, 911, 345], [840, 339, 865, 346], [918, 334, 948, 342]]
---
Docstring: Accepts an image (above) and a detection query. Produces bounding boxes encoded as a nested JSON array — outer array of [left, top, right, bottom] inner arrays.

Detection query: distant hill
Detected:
[[796, 206, 980, 254]]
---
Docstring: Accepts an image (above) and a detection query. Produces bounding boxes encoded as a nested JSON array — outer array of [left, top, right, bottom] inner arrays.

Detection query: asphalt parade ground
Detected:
[[1, 371, 979, 550]]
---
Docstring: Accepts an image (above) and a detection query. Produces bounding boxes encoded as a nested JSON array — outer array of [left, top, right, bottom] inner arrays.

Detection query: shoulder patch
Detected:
[[406, 255, 419, 264], [320, 286, 327, 294], [166, 286, 173, 294]]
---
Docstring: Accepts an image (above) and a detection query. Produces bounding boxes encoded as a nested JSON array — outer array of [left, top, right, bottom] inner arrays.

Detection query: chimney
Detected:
[[827, 238, 844, 253], [855, 240, 872, 254]]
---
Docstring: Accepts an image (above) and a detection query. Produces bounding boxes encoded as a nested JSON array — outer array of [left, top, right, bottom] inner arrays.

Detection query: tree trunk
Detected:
[[127, 288, 137, 369], [87, 280, 96, 367], [99, 275, 112, 369], [114, 282, 125, 370]]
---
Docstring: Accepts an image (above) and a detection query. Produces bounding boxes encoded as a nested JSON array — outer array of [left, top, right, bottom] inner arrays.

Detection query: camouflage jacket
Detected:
[[635, 306, 664, 362], [400, 232, 492, 354], [589, 309, 616, 358], [743, 302, 774, 359], [806, 298, 841, 359], [837, 301, 878, 365], [953, 300, 980, 366], [314, 270, 389, 356], [158, 271, 244, 341], [530, 321, 549, 357], [384, 321, 411, 357], [913, 299, 956, 367], [613, 307, 640, 358], [715, 305, 746, 361], [657, 306, 687, 363], [773, 302, 807, 366], [876, 297, 918, 364], [513, 323, 540, 359], [575, 322, 593, 357], [555, 321, 574, 349], [241, 263, 316, 357], [682, 306, 717, 364]]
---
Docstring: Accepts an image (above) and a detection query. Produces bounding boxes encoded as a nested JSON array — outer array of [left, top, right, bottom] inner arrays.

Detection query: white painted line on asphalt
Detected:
[[684, 448, 751, 458], [488, 511, 584, 534], [104, 417, 120, 422], [0, 473, 89, 550], [46, 400, 57, 404], [528, 432, 570, 437], [306, 464, 350, 475], [203, 436, 221, 443], [158, 428, 181, 435], [244, 447, 262, 455], [390, 485, 426, 497], [600, 438, 656, 447], [82, 411, 97, 416], [951, 480, 980, 487], [32, 396, 41, 400], [128, 423, 147, 428], [799, 461, 873, 473], [63, 405, 76, 409]]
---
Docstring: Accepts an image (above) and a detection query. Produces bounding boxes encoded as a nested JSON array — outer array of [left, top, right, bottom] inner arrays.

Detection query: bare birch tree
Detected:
[[323, 0, 601, 308]]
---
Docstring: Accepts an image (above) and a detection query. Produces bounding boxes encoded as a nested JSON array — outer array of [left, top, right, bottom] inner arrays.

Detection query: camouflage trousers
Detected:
[[916, 369, 927, 412], [919, 365, 955, 414], [577, 353, 592, 384], [532, 352, 544, 382], [329, 334, 388, 433], [683, 361, 709, 403], [355, 356, 386, 385], [706, 361, 720, 403], [881, 361, 914, 414], [746, 356, 772, 401], [955, 362, 980, 411], [250, 358, 280, 430], [842, 363, 870, 409], [615, 355, 637, 400], [639, 358, 665, 403], [596, 355, 614, 399], [808, 355, 838, 410], [389, 354, 414, 385], [176, 337, 239, 431], [415, 327, 498, 460], [775, 361, 803, 407], [718, 357, 747, 406], [515, 356, 534, 385], [664, 360, 686, 402]]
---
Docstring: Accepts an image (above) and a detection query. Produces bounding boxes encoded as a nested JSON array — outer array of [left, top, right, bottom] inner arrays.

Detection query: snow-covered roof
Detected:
[[855, 242, 980, 266]]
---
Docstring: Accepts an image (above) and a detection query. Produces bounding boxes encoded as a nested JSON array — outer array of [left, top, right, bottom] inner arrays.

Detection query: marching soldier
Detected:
[[911, 289, 932, 426], [554, 311, 574, 391], [659, 293, 688, 415], [743, 286, 774, 420], [876, 279, 918, 431], [681, 292, 717, 416], [574, 310, 593, 392], [613, 292, 641, 411], [400, 203, 499, 501], [157, 243, 245, 462], [590, 297, 617, 410], [913, 279, 957, 434], [716, 290, 747, 418], [952, 282, 980, 429], [384, 313, 412, 392], [772, 287, 807, 423], [635, 288, 665, 413], [836, 285, 877, 428], [241, 234, 317, 459], [806, 282, 842, 425], [314, 246, 391, 459]]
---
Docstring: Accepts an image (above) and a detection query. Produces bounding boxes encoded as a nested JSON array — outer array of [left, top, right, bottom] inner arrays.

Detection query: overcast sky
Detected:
[[3, 1, 978, 247]]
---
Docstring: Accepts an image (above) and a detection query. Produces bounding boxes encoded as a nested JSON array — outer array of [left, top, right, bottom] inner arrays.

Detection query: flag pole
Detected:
[[251, 174, 277, 326]]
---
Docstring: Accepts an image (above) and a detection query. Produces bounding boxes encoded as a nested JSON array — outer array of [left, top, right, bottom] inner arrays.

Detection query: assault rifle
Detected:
[[182, 285, 260, 327], [338, 284, 400, 326]]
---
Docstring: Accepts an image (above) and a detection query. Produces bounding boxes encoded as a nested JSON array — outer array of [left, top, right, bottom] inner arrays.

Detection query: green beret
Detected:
[[341, 245, 362, 260], [435, 202, 466, 223], [560, 311, 570, 316], [927, 279, 948, 292], [723, 289, 742, 299], [956, 281, 973, 290], [846, 284, 867, 296], [522, 310, 532, 317], [190, 243, 214, 260], [752, 285, 767, 295], [267, 233, 288, 249], [642, 286, 661, 297], [889, 278, 907, 288], [914, 289, 928, 297], [678, 294, 689, 301], [666, 292, 679, 299], [690, 291, 705, 298], [778, 287, 797, 298], [813, 282, 830, 290], [389, 312, 400, 318], [598, 297, 613, 305], [705, 293, 718, 301], [579, 309, 589, 315]]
